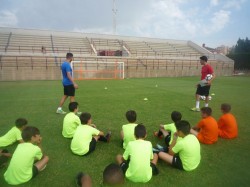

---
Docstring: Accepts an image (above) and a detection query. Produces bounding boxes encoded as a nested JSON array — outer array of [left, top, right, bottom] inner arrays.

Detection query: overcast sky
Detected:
[[0, 0, 249, 48]]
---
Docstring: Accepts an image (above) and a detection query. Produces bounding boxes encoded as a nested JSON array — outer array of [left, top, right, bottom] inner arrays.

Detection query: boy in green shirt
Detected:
[[154, 111, 182, 151], [158, 120, 201, 171], [62, 102, 81, 138], [4, 126, 49, 185], [116, 124, 159, 183], [71, 112, 111, 156], [0, 118, 28, 147], [120, 110, 138, 149]]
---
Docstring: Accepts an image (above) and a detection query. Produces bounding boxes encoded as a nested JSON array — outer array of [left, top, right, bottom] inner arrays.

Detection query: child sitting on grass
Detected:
[[0, 118, 28, 147], [4, 126, 49, 185], [154, 111, 182, 151], [62, 102, 81, 138], [190, 107, 218, 144], [116, 124, 159, 183], [71, 112, 111, 156], [75, 163, 124, 187], [120, 110, 138, 149], [158, 120, 201, 171], [218, 103, 238, 139]]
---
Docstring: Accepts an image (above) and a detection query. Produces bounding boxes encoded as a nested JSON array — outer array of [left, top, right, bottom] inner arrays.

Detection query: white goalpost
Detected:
[[71, 61, 124, 80]]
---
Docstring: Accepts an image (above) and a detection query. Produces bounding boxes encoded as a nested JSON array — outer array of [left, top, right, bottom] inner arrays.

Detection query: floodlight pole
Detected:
[[112, 0, 117, 35]]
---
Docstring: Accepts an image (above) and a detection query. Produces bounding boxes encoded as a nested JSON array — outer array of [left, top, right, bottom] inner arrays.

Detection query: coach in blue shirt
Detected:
[[56, 53, 78, 114]]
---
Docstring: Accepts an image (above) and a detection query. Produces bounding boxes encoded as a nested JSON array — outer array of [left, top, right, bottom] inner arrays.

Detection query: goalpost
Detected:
[[71, 61, 124, 80]]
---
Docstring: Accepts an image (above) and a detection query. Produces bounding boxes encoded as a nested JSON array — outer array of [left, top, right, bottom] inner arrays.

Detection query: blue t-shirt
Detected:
[[61, 61, 73, 86]]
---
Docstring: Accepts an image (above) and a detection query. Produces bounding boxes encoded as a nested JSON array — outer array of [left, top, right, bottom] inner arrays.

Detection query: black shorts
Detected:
[[172, 155, 184, 170], [120, 160, 159, 175], [64, 84, 75, 96], [84, 138, 97, 156], [32, 165, 39, 178], [196, 85, 210, 97]]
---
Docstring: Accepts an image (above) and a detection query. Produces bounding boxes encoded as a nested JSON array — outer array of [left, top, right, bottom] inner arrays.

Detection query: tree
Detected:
[[227, 37, 250, 70]]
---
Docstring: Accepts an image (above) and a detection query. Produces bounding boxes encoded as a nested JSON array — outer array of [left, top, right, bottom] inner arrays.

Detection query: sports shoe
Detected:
[[105, 131, 112, 143], [190, 107, 200, 112], [152, 148, 160, 154], [153, 131, 163, 139], [156, 144, 164, 150], [56, 109, 66, 114], [77, 112, 82, 115], [75, 172, 84, 187]]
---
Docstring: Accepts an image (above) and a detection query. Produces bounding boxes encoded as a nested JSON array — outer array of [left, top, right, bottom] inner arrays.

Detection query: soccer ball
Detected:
[[205, 74, 213, 81]]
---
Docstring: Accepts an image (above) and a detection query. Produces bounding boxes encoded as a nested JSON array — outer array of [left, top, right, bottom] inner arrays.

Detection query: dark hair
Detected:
[[171, 111, 182, 123], [126, 110, 137, 123], [175, 120, 191, 135], [200, 55, 208, 62], [221, 103, 231, 113], [134, 123, 146, 139], [103, 163, 124, 185], [201, 107, 212, 116], [15, 118, 28, 128], [21, 126, 40, 142], [68, 102, 78, 112], [80, 112, 91, 124], [66, 52, 73, 59]]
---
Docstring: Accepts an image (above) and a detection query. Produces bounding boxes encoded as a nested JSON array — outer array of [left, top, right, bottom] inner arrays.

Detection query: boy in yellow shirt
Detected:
[[116, 124, 159, 183], [4, 126, 49, 185], [120, 110, 138, 149]]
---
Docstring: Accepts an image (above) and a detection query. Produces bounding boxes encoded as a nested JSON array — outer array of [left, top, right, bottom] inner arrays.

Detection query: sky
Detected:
[[0, 0, 249, 48]]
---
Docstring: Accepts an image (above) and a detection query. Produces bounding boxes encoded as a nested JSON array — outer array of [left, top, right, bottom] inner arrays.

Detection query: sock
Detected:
[[205, 103, 209, 107], [196, 101, 200, 109], [58, 107, 62, 110]]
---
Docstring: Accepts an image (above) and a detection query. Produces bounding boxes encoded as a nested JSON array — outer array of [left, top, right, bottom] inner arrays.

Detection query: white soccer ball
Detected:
[[205, 74, 213, 81]]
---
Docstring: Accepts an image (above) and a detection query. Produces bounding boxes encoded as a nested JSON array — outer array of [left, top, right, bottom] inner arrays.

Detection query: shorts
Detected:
[[84, 138, 97, 156], [172, 154, 183, 170], [196, 85, 210, 97], [120, 160, 159, 175], [32, 165, 39, 178], [63, 84, 75, 96], [164, 134, 171, 147]]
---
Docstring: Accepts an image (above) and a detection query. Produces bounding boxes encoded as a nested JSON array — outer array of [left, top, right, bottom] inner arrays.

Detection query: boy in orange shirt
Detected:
[[190, 107, 218, 144], [218, 103, 238, 139]]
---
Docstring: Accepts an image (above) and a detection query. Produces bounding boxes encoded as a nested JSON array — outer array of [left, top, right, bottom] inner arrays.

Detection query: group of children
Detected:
[[0, 102, 238, 186]]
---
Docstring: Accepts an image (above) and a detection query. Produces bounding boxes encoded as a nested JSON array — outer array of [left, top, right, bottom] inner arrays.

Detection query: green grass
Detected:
[[0, 76, 250, 187]]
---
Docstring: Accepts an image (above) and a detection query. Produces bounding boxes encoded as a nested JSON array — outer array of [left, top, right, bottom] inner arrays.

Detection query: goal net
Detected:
[[71, 61, 124, 80]]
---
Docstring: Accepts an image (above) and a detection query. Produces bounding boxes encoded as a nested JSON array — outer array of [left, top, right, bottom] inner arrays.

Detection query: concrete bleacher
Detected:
[[0, 27, 234, 81]]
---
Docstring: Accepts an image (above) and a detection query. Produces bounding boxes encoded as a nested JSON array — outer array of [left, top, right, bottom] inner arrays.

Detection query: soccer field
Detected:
[[0, 76, 250, 187]]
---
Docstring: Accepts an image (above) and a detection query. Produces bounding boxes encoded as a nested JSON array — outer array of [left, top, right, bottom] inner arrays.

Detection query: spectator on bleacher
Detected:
[[41, 46, 46, 54], [56, 53, 78, 114]]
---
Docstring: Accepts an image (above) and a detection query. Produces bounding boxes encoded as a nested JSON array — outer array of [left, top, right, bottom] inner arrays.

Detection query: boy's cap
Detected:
[[200, 56, 208, 62]]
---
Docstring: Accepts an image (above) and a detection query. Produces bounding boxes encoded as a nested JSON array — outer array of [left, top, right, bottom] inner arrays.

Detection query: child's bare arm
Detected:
[[168, 132, 178, 155]]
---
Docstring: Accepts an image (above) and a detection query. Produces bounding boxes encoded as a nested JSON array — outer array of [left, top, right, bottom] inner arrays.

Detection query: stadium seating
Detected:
[[0, 27, 234, 81]]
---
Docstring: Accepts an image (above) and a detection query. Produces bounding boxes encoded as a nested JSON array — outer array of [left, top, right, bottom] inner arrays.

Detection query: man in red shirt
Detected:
[[191, 56, 215, 112]]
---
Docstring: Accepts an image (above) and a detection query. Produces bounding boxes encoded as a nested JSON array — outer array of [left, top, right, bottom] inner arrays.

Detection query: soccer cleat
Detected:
[[105, 131, 112, 143], [156, 144, 164, 150], [56, 109, 66, 114], [152, 148, 161, 154], [190, 107, 200, 112]]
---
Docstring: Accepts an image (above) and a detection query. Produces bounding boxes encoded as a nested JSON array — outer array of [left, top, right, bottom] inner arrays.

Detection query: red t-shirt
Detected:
[[197, 116, 218, 144], [218, 113, 238, 139], [201, 64, 213, 80]]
